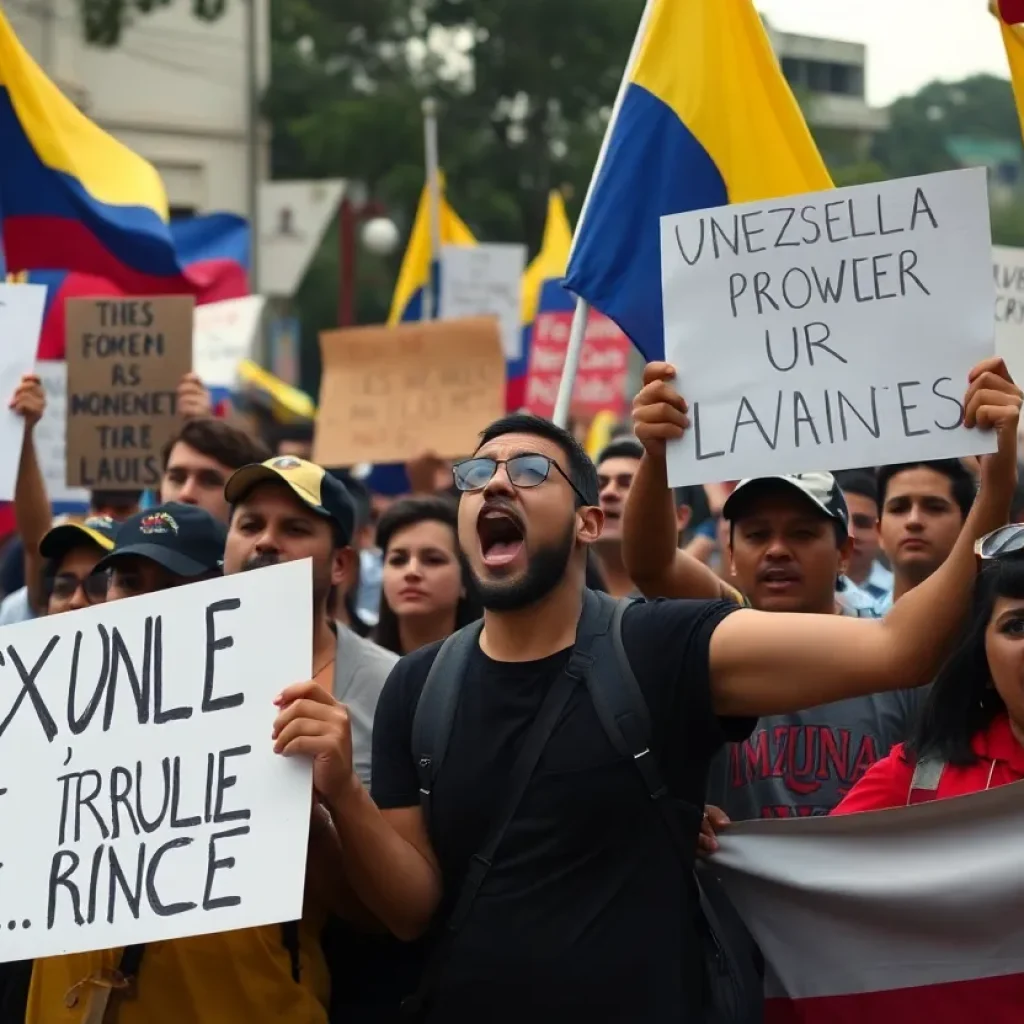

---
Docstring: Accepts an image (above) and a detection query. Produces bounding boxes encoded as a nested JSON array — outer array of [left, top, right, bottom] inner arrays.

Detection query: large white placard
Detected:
[[35, 362, 89, 506], [660, 168, 996, 486], [0, 560, 313, 963], [993, 244, 1024, 388], [441, 243, 526, 360], [0, 284, 47, 499], [193, 296, 267, 389]]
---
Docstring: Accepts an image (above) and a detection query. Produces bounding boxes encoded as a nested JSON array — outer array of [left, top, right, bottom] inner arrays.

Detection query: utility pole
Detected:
[[245, 0, 261, 293]]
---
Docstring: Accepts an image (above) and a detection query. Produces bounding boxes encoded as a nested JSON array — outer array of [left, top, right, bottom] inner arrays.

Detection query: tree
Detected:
[[77, 0, 227, 46]]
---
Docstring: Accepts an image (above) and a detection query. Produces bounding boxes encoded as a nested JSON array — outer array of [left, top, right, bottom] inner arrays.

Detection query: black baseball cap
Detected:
[[224, 456, 356, 544], [94, 503, 227, 578], [722, 472, 850, 537], [40, 515, 119, 561]]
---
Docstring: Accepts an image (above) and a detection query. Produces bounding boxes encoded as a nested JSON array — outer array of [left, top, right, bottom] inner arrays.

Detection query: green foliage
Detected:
[[77, 0, 227, 47]]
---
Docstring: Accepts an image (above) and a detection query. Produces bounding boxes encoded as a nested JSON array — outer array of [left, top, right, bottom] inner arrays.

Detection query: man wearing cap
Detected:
[[222, 456, 397, 789], [624, 368, 926, 824], [36, 515, 119, 616], [94, 503, 227, 600]]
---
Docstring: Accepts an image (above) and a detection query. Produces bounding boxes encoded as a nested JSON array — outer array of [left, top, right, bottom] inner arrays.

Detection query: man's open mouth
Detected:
[[477, 505, 525, 567]]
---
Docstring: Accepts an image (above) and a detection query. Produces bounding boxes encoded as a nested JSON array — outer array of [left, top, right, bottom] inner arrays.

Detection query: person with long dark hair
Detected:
[[834, 524, 1024, 814], [374, 495, 480, 655]]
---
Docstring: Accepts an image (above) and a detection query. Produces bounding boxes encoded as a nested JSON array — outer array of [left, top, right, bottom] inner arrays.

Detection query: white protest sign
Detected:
[[993, 245, 1024, 387], [660, 168, 996, 486], [0, 559, 313, 963], [35, 362, 89, 506], [193, 296, 267, 390], [0, 284, 47, 499], [441, 243, 526, 360]]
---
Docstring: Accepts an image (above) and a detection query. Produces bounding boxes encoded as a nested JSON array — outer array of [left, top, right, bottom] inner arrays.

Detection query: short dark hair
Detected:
[[876, 460, 975, 521], [475, 413, 600, 507], [834, 469, 878, 506], [596, 437, 644, 466], [89, 490, 142, 512], [272, 422, 315, 446], [373, 495, 481, 655], [162, 418, 271, 473]]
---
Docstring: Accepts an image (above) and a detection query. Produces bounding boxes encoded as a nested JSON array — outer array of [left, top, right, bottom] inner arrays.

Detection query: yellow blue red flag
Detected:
[[563, 0, 832, 360], [387, 179, 476, 324]]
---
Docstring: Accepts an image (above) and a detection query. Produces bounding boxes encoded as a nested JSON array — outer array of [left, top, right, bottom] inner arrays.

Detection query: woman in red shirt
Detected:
[[834, 525, 1024, 814]]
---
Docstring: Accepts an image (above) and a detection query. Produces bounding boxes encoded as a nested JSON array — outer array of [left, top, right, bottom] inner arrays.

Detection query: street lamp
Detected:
[[338, 198, 399, 327]]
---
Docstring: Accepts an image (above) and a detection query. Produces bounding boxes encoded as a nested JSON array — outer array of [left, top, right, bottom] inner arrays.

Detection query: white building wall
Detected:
[[5, 0, 269, 217]]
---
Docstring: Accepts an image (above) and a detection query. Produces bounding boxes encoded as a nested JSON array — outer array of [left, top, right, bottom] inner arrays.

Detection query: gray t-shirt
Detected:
[[705, 597, 929, 819], [332, 624, 398, 791]]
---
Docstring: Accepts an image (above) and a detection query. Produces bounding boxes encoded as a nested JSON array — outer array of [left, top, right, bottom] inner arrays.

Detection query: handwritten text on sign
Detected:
[[0, 560, 312, 963], [65, 297, 194, 490], [313, 318, 506, 466], [525, 308, 630, 420], [660, 168, 996, 485]]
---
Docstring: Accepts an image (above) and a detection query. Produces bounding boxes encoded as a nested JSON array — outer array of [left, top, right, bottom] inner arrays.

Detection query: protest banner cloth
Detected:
[[192, 295, 267, 390], [440, 243, 526, 361], [524, 281, 630, 421], [0, 283, 47, 500], [65, 296, 194, 490], [313, 318, 506, 466], [993, 245, 1024, 386], [712, 781, 1024, 1022], [0, 559, 312, 963], [35, 361, 89, 507], [659, 168, 996, 486]]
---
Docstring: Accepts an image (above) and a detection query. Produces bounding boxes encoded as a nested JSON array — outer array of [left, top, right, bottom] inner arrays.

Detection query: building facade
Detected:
[[6, 0, 269, 219]]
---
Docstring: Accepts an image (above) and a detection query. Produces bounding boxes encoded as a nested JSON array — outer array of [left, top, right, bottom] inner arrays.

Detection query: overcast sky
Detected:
[[758, 0, 1009, 106]]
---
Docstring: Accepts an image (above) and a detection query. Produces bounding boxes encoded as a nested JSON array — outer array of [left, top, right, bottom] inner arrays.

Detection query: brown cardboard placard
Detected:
[[65, 296, 195, 489], [314, 318, 506, 466]]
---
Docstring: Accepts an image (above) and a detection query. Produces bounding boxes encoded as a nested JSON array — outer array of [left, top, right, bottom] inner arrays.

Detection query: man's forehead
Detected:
[[476, 432, 565, 464], [885, 467, 954, 501], [597, 455, 639, 477], [169, 441, 228, 472]]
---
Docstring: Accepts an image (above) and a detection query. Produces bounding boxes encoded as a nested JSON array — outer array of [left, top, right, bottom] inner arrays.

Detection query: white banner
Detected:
[[0, 560, 313, 963], [441, 243, 526, 360], [0, 284, 47, 500], [660, 168, 996, 485], [193, 296, 267, 390], [35, 362, 89, 506], [993, 244, 1024, 388]]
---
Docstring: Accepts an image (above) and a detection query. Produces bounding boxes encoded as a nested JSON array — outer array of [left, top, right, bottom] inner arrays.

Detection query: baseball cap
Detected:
[[94, 503, 227, 579], [39, 515, 119, 560], [722, 472, 850, 536], [224, 456, 356, 544]]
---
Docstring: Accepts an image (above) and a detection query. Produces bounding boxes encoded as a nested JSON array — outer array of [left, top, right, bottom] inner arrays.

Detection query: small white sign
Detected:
[[193, 296, 267, 390], [0, 284, 47, 499], [35, 362, 89, 506], [993, 245, 1024, 387], [0, 560, 313, 963], [441, 243, 526, 360], [660, 168, 996, 485]]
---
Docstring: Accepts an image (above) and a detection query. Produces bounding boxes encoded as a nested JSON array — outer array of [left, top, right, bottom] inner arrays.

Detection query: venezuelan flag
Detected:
[[563, 0, 832, 361], [0, 8, 225, 292], [387, 179, 476, 324], [994, 2, 1024, 143], [508, 192, 574, 409]]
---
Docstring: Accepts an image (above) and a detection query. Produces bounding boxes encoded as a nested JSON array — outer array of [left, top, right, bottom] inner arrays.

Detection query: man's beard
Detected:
[[472, 519, 575, 612]]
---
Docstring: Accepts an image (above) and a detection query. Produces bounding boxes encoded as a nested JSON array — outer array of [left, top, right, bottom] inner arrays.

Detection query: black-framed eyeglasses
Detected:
[[453, 454, 589, 505], [976, 524, 1024, 560], [47, 569, 110, 604]]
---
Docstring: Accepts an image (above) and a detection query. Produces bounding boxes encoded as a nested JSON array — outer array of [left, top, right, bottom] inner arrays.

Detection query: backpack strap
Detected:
[[280, 921, 301, 984], [907, 757, 945, 805]]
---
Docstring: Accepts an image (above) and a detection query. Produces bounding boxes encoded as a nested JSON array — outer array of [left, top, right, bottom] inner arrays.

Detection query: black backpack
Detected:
[[406, 589, 764, 1022]]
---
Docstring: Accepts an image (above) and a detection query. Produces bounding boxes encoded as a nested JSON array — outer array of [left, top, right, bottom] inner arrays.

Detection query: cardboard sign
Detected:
[[525, 306, 630, 420], [440, 244, 526, 360], [193, 296, 266, 390], [65, 297, 194, 490], [660, 168, 996, 485], [35, 362, 89, 507], [314, 318, 505, 466], [0, 559, 313, 963], [0, 283, 47, 501]]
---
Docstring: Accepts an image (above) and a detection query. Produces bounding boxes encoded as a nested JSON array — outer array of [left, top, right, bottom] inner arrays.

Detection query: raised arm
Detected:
[[710, 358, 1021, 718], [624, 363, 739, 601]]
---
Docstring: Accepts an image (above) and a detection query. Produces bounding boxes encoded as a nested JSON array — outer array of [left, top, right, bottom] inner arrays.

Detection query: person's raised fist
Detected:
[[9, 373, 45, 430], [632, 362, 690, 460]]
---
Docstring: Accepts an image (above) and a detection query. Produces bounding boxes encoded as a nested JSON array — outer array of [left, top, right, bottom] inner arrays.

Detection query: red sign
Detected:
[[524, 308, 630, 420], [1000, 0, 1024, 23]]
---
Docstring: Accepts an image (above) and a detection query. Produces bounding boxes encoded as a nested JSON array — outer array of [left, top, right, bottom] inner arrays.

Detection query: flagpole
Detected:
[[422, 97, 442, 321], [553, 0, 655, 429]]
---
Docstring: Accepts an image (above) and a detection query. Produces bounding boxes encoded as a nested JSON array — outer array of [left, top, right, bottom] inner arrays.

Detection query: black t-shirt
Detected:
[[371, 597, 751, 1023]]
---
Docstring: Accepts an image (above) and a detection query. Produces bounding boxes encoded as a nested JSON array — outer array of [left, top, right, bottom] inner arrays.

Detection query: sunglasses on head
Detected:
[[975, 524, 1024, 560], [452, 454, 589, 505]]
